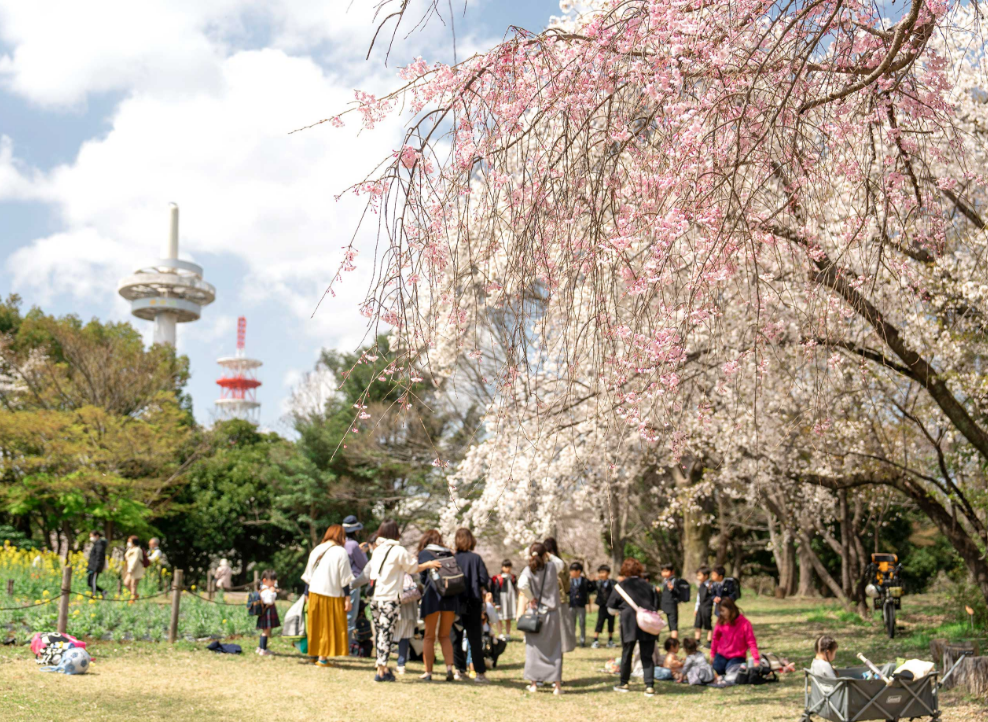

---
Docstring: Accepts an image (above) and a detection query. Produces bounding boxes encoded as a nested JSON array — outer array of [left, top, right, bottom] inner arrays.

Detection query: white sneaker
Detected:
[[591, 640, 600, 649], [396, 666, 405, 675], [498, 634, 507, 641]]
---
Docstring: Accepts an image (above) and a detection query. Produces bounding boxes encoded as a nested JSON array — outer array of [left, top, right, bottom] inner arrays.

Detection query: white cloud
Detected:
[[3, 47, 403, 346]]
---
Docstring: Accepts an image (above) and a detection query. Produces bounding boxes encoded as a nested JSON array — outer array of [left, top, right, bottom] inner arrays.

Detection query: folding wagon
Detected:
[[800, 666, 944, 722]]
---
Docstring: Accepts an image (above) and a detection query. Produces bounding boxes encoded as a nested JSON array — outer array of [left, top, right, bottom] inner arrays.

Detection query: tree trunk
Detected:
[[797, 541, 819, 597], [714, 492, 732, 567], [673, 460, 710, 577], [839, 489, 853, 598], [798, 530, 848, 601]]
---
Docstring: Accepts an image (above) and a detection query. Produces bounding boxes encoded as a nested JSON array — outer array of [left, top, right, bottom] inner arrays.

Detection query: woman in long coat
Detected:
[[517, 541, 568, 694], [301, 524, 354, 666]]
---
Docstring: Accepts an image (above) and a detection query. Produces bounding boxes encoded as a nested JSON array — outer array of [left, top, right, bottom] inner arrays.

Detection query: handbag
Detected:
[[399, 572, 422, 603], [615, 582, 666, 635], [516, 564, 549, 634]]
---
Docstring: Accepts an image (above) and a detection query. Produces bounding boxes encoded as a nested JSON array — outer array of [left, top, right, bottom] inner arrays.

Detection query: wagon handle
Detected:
[[938, 652, 968, 690]]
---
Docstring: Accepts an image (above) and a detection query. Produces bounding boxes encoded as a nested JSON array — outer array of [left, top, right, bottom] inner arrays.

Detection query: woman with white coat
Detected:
[[368, 519, 441, 682], [301, 524, 354, 667]]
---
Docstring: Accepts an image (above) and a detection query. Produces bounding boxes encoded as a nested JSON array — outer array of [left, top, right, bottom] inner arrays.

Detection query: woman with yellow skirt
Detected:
[[301, 524, 354, 666]]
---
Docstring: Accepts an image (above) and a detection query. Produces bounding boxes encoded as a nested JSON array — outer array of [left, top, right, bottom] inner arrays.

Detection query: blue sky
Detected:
[[0, 0, 557, 433]]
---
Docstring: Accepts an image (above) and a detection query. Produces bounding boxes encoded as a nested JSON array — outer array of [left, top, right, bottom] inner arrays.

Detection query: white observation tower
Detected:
[[215, 317, 262, 424], [117, 203, 216, 346]]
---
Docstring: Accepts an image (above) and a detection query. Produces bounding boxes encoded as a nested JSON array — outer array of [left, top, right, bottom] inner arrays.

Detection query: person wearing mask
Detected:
[[417, 529, 459, 681], [302, 524, 354, 667], [518, 541, 568, 695], [451, 528, 491, 684], [123, 536, 145, 600], [710, 597, 760, 675], [369, 520, 441, 682], [342, 515, 369, 645], [86, 531, 108, 598]]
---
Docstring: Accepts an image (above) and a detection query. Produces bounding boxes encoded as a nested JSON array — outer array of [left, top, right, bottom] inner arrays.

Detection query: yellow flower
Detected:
[[88, 599, 96, 605], [34, 599, 41, 604], [76, 594, 85, 601], [222, 619, 227, 624], [42, 589, 50, 597], [91, 613, 96, 618], [190, 585, 196, 592]]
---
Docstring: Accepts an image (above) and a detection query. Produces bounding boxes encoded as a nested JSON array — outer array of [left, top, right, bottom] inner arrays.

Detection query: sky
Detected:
[[0, 0, 559, 433]]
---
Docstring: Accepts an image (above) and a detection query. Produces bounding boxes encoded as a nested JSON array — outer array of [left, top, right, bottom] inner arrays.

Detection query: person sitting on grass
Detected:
[[661, 637, 684, 681], [810, 635, 838, 678], [710, 598, 759, 675], [680, 637, 718, 685], [256, 570, 280, 656]]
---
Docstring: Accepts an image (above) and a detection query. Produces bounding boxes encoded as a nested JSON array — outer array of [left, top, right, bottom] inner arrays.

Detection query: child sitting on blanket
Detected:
[[662, 637, 685, 681], [680, 637, 718, 685]]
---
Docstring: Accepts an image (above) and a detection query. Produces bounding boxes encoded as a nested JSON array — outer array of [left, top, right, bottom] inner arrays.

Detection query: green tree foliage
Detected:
[[155, 420, 297, 586], [0, 296, 194, 548], [291, 335, 479, 535]]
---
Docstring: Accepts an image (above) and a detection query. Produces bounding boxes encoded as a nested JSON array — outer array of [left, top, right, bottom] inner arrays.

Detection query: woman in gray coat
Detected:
[[517, 541, 568, 694]]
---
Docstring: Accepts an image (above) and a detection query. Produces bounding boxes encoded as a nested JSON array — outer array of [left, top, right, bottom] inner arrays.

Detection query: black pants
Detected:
[[595, 609, 615, 635], [452, 601, 486, 675], [620, 637, 655, 686], [86, 570, 104, 596]]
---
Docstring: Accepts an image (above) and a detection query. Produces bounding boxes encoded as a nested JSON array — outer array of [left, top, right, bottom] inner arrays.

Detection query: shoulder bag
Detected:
[[615, 582, 666, 635], [516, 563, 549, 634]]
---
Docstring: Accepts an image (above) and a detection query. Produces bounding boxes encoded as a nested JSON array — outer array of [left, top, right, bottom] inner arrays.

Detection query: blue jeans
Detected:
[[713, 653, 746, 675], [397, 638, 411, 667], [347, 586, 361, 643]]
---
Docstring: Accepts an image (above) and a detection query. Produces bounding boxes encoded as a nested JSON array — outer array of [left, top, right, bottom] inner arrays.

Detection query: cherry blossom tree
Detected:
[[316, 0, 988, 602]]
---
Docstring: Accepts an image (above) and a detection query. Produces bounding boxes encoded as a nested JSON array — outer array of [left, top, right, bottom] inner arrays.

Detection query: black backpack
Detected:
[[675, 578, 691, 603], [722, 576, 742, 600], [430, 551, 466, 597], [734, 659, 777, 685]]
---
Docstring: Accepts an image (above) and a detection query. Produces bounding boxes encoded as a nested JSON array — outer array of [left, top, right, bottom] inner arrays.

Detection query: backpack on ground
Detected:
[[675, 578, 691, 603], [733, 659, 777, 685], [430, 552, 466, 598], [246, 591, 263, 616], [31, 632, 86, 663]]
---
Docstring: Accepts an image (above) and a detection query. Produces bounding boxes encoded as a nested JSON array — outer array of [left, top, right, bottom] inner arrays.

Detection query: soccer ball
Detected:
[[55, 647, 91, 675]]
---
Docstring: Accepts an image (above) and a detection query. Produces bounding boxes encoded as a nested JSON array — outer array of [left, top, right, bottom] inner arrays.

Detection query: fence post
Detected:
[[207, 576, 215, 601], [57, 565, 72, 634], [6, 579, 13, 596], [168, 569, 183, 643], [253, 569, 259, 591]]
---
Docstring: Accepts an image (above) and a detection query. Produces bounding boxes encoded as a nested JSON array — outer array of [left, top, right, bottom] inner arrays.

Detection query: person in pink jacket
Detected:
[[709, 598, 759, 675]]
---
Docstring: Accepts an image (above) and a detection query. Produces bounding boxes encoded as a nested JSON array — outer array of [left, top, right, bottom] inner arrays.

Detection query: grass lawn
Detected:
[[1, 594, 985, 722]]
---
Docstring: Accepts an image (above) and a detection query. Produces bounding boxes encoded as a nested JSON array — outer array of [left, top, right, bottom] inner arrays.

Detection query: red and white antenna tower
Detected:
[[215, 316, 262, 424]]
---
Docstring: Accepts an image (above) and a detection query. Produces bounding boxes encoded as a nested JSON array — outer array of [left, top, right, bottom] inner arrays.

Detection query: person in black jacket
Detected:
[[568, 561, 592, 647], [693, 566, 714, 648], [607, 558, 661, 696], [658, 563, 683, 639], [591, 564, 616, 648], [86, 530, 108, 597], [451, 528, 491, 683]]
